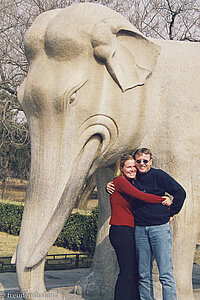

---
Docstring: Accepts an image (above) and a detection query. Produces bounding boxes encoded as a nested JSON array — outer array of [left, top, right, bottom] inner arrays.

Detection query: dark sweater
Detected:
[[133, 168, 186, 226]]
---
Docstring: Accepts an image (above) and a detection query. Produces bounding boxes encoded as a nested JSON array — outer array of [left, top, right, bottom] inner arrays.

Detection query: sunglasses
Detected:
[[136, 159, 150, 164]]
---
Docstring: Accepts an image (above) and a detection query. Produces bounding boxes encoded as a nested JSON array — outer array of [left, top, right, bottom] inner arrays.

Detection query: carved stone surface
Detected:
[[15, 3, 200, 300]]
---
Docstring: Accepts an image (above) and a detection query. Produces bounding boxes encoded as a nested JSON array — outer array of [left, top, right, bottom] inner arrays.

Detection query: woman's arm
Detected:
[[114, 176, 165, 204]]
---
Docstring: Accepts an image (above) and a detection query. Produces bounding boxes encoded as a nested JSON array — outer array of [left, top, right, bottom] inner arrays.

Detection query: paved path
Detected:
[[0, 265, 199, 299]]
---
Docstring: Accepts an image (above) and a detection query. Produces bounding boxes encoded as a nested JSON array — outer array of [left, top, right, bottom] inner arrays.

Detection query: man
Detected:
[[107, 148, 186, 300]]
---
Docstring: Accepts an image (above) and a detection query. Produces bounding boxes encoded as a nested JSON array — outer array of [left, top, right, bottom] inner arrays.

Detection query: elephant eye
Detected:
[[63, 80, 87, 110], [69, 91, 77, 104]]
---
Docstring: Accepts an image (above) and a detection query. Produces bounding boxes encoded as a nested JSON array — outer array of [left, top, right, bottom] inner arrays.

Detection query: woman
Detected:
[[109, 154, 171, 300]]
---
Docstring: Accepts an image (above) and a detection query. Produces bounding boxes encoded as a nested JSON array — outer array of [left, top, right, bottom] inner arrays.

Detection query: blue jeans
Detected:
[[135, 222, 177, 300]]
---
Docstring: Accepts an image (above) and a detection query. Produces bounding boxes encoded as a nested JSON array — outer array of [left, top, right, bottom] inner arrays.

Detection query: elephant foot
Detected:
[[49, 287, 110, 300], [73, 270, 113, 300]]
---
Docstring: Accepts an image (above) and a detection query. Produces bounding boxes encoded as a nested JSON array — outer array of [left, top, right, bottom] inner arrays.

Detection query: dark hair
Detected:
[[133, 148, 152, 160], [114, 154, 134, 177]]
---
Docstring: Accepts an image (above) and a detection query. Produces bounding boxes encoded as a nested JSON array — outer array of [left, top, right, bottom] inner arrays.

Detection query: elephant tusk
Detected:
[[25, 135, 102, 269], [11, 245, 17, 264]]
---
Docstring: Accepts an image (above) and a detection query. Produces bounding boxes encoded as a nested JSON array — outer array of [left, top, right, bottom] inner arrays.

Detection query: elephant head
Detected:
[[15, 3, 160, 296]]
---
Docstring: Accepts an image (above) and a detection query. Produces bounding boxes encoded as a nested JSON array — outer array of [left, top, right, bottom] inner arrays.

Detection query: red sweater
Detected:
[[109, 176, 164, 228]]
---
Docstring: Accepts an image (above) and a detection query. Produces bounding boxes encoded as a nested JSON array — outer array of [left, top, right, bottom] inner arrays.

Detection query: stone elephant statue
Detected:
[[14, 3, 200, 300]]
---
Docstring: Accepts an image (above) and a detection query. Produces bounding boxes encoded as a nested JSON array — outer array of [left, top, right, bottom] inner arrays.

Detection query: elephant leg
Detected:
[[74, 166, 118, 299], [172, 212, 199, 300]]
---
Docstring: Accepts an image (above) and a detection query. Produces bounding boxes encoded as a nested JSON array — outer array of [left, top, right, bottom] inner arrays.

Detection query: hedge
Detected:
[[0, 200, 98, 254], [0, 201, 23, 236]]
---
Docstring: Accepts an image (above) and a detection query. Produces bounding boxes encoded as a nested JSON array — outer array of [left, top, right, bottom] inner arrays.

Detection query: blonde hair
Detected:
[[114, 154, 134, 177]]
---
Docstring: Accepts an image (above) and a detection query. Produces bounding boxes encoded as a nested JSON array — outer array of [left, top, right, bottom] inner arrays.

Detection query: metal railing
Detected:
[[0, 253, 93, 273]]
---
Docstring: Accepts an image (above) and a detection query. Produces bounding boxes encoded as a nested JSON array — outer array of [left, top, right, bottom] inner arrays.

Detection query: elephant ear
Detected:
[[91, 19, 161, 92]]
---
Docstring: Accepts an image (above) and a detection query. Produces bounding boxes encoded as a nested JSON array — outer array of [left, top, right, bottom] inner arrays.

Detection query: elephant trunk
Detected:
[[16, 134, 102, 294]]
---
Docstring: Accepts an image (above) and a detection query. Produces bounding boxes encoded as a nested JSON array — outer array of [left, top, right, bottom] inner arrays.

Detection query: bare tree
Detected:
[[1, 0, 199, 98], [127, 0, 200, 41], [0, 0, 199, 204]]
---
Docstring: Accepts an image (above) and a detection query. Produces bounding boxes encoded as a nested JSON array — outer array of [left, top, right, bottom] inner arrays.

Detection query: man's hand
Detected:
[[106, 181, 115, 195], [161, 196, 172, 207]]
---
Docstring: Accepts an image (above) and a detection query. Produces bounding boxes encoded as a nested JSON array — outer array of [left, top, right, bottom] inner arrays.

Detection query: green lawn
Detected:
[[0, 232, 75, 257]]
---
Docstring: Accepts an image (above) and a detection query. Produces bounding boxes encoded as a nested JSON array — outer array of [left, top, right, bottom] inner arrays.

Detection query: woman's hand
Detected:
[[106, 181, 115, 194], [161, 196, 172, 207]]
